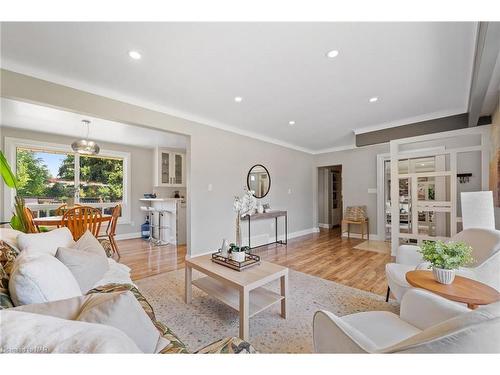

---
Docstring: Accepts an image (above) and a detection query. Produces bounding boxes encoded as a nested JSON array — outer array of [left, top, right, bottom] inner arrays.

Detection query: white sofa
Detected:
[[313, 288, 500, 353], [385, 228, 500, 302], [1, 227, 255, 354]]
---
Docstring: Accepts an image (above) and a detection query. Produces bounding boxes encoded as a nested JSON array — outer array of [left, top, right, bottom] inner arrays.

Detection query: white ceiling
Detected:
[[0, 98, 188, 149], [0, 22, 478, 152]]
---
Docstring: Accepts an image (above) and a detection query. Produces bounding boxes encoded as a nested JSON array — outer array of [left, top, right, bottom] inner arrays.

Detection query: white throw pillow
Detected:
[[0, 310, 142, 353], [9, 253, 82, 306], [73, 230, 107, 259], [0, 228, 23, 249], [56, 247, 109, 293], [76, 291, 162, 353], [17, 227, 75, 256]]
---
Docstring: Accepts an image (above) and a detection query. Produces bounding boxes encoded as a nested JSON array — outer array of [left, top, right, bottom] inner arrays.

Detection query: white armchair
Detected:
[[313, 288, 500, 353], [385, 228, 500, 302]]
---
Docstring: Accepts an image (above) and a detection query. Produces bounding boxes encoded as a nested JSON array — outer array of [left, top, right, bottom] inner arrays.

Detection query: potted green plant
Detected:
[[0, 151, 28, 232], [229, 243, 249, 263], [418, 240, 474, 284]]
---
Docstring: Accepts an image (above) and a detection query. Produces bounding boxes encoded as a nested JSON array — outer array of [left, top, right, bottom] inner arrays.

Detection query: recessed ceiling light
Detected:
[[369, 97, 379, 103], [327, 50, 339, 58], [234, 96, 243, 103], [128, 50, 142, 60], [289, 120, 296, 126]]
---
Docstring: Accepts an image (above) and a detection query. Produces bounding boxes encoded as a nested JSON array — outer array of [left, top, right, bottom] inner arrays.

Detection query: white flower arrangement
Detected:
[[233, 188, 257, 216], [233, 188, 257, 247]]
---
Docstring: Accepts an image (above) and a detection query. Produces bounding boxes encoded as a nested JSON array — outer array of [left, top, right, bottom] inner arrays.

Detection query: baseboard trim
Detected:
[[189, 227, 320, 258], [318, 223, 331, 229], [115, 232, 142, 240], [341, 232, 382, 241], [289, 227, 319, 239]]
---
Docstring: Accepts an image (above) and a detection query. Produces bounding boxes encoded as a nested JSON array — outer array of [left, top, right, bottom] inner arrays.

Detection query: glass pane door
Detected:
[[161, 152, 170, 184], [174, 154, 183, 184]]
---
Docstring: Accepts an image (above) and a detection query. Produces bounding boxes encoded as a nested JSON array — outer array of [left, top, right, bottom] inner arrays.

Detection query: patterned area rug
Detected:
[[136, 268, 399, 353]]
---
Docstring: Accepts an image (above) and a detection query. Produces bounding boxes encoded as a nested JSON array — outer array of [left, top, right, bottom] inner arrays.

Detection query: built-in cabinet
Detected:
[[154, 147, 186, 187], [330, 169, 342, 226]]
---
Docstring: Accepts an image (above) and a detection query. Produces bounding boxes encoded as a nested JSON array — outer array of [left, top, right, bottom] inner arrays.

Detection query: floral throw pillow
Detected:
[[0, 240, 20, 275], [0, 264, 14, 309]]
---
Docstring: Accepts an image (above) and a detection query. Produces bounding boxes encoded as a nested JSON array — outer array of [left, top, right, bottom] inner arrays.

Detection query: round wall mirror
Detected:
[[247, 164, 271, 198]]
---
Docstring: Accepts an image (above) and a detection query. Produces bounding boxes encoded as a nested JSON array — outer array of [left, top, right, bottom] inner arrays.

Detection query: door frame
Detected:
[[388, 127, 489, 255]]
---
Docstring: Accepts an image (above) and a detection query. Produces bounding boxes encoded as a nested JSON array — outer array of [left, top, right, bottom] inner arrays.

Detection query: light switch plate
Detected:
[[208, 183, 213, 191]]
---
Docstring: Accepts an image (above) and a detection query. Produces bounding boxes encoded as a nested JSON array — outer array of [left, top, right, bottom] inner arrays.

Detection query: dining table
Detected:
[[33, 214, 112, 227]]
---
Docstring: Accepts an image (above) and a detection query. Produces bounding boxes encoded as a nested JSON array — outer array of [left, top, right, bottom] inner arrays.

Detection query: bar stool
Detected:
[[141, 206, 171, 246]]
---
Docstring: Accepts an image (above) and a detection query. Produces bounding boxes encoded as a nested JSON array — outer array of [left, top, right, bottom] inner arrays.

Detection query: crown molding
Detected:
[[1, 62, 316, 154]]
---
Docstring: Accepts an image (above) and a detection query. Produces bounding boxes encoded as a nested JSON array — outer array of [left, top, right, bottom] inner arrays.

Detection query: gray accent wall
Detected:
[[356, 114, 468, 147]]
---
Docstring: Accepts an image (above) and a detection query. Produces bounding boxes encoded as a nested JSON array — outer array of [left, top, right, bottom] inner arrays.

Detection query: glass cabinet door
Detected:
[[174, 153, 183, 185], [161, 152, 170, 184]]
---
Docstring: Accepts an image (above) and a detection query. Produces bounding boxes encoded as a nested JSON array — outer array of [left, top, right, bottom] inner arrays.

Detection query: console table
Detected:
[[242, 210, 287, 249]]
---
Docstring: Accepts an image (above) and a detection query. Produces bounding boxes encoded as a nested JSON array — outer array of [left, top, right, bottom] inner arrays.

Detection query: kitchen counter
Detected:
[[140, 198, 186, 245]]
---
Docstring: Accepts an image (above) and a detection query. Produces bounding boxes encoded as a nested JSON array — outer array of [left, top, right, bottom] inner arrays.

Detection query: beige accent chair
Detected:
[[385, 228, 500, 302], [313, 288, 500, 353]]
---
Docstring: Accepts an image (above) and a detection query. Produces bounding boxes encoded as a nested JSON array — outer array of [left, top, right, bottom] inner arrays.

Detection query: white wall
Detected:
[[314, 131, 489, 238], [491, 98, 500, 228], [0, 70, 315, 255], [316, 144, 388, 236]]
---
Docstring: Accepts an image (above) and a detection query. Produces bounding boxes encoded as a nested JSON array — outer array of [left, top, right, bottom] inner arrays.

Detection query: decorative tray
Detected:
[[211, 251, 261, 271]]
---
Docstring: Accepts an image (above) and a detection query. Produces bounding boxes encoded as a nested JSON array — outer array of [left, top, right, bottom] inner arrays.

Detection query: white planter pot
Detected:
[[231, 252, 246, 263], [432, 267, 456, 284]]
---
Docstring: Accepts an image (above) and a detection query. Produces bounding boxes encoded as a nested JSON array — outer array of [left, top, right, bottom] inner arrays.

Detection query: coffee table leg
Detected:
[[185, 265, 192, 304], [280, 274, 288, 319], [239, 288, 249, 341]]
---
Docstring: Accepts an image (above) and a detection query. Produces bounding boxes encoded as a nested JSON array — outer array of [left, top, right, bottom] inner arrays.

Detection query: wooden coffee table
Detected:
[[406, 270, 500, 309], [185, 254, 288, 341]]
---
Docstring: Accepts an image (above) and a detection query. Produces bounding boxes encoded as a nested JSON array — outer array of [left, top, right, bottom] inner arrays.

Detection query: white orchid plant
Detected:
[[233, 188, 257, 217], [232, 188, 257, 249]]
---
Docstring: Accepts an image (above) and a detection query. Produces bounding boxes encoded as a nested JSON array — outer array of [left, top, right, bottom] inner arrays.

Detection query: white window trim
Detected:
[[3, 137, 131, 225]]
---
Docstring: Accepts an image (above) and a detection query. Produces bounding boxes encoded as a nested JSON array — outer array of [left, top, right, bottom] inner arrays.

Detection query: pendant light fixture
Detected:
[[71, 119, 100, 155]]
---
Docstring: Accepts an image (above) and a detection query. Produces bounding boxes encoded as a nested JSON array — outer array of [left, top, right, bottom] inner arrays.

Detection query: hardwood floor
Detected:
[[117, 228, 393, 296], [116, 239, 187, 281]]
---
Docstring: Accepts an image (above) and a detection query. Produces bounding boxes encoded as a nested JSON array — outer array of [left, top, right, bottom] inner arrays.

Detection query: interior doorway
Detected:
[[318, 165, 343, 232]]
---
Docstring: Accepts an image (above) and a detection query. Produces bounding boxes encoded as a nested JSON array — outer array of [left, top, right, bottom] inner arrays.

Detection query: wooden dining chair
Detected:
[[55, 203, 81, 216], [23, 207, 40, 233], [55, 203, 81, 228], [62, 206, 102, 241], [98, 204, 121, 258]]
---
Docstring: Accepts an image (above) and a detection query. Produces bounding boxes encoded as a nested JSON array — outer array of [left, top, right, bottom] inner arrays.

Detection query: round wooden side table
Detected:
[[406, 270, 500, 309]]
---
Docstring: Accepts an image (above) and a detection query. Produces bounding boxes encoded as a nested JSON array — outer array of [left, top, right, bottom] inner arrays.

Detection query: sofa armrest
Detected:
[[313, 310, 376, 353], [396, 245, 424, 265], [400, 289, 469, 330]]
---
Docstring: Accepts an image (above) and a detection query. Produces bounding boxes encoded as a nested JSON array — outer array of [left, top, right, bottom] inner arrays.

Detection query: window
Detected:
[[5, 137, 130, 223], [16, 148, 74, 205]]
